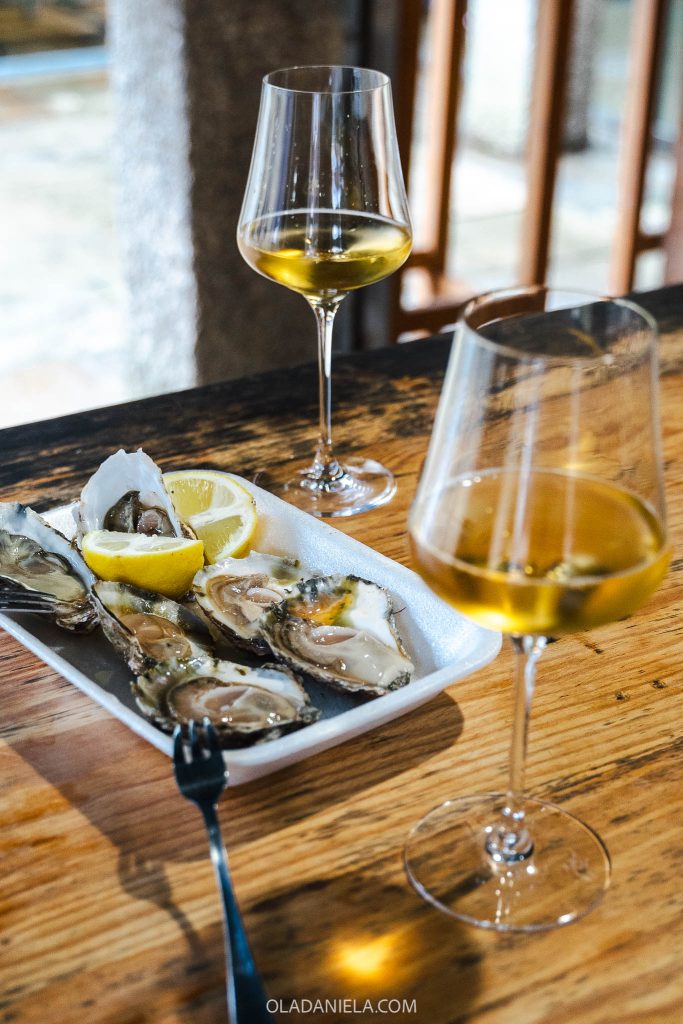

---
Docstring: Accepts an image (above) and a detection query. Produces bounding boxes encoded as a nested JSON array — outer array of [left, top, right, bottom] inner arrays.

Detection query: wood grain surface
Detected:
[[1, 284, 683, 1024]]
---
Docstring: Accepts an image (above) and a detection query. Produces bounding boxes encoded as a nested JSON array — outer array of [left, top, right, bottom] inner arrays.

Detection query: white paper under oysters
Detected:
[[0, 474, 501, 785]]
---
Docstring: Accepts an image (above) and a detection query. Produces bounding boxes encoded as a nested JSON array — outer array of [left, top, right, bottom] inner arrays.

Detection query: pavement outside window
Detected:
[[1, 64, 126, 428]]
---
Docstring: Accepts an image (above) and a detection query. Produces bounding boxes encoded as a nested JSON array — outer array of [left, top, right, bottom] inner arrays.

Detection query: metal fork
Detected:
[[172, 720, 275, 1024], [0, 588, 55, 614]]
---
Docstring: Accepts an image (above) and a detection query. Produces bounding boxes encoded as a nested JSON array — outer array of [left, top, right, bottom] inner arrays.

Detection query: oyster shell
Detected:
[[134, 654, 320, 745], [0, 502, 97, 631], [77, 449, 184, 539], [93, 581, 214, 674], [192, 551, 308, 653], [262, 575, 414, 696]]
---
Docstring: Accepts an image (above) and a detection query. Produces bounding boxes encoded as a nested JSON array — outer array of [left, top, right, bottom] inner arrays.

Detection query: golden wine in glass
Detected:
[[406, 287, 669, 931], [240, 212, 411, 298], [238, 66, 412, 518]]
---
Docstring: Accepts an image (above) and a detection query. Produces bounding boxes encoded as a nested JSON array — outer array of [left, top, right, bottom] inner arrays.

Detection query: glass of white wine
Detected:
[[238, 65, 412, 518], [406, 286, 669, 931]]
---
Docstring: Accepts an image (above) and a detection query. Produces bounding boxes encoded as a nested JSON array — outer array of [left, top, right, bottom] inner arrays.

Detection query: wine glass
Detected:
[[238, 65, 412, 518], [406, 286, 669, 931]]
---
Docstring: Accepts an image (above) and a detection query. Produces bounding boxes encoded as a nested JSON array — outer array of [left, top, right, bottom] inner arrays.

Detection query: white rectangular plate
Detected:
[[0, 475, 501, 784]]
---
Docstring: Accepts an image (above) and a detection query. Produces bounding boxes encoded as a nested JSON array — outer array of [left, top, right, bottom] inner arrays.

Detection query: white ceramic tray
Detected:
[[0, 474, 501, 784]]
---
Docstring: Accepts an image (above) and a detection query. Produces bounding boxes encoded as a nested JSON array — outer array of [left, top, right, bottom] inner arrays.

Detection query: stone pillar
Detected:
[[108, 0, 198, 396], [109, 0, 355, 394]]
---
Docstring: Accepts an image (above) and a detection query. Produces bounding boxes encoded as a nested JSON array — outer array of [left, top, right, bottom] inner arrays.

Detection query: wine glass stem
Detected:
[[309, 298, 344, 482], [486, 634, 547, 864]]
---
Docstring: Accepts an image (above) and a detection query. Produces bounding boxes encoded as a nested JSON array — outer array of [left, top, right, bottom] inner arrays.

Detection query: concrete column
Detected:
[[109, 0, 197, 396], [109, 0, 353, 394]]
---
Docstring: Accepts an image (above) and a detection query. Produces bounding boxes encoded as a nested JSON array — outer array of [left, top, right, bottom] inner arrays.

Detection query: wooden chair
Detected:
[[381, 0, 682, 343]]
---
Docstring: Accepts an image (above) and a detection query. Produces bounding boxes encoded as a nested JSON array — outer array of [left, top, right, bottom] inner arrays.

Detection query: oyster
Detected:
[[192, 551, 308, 653], [77, 449, 184, 539], [134, 654, 320, 745], [262, 575, 414, 697], [0, 502, 97, 631], [93, 581, 214, 674]]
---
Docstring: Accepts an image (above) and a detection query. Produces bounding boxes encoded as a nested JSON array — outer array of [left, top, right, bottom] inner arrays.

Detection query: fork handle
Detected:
[[204, 806, 276, 1024]]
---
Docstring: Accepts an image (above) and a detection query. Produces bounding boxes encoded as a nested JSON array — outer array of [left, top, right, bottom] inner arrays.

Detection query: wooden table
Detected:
[[1, 284, 682, 1024]]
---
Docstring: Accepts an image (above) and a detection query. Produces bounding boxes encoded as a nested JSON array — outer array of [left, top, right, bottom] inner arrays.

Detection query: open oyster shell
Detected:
[[93, 581, 214, 675], [77, 449, 185, 540], [134, 654, 320, 745], [262, 575, 414, 697], [192, 551, 309, 653], [0, 502, 97, 631]]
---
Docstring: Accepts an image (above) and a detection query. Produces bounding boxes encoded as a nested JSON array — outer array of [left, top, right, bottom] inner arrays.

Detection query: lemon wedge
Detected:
[[163, 470, 258, 562], [81, 531, 205, 600]]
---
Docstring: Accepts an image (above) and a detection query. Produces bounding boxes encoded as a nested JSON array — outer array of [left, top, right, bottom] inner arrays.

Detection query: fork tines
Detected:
[[173, 718, 223, 762], [0, 586, 56, 613], [172, 719, 228, 804]]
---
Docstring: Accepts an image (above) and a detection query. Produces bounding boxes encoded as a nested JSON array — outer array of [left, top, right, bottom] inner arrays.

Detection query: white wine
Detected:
[[410, 469, 668, 635], [238, 210, 412, 299]]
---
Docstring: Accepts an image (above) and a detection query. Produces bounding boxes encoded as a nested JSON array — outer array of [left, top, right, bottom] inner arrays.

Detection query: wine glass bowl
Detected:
[[238, 66, 412, 517], [406, 286, 669, 931]]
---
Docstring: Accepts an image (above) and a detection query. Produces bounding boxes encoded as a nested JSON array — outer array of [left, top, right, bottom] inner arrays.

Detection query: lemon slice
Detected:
[[163, 470, 258, 562], [82, 531, 205, 600]]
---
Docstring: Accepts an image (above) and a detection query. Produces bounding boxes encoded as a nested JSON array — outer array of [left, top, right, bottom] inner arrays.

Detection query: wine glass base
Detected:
[[264, 456, 396, 518], [405, 794, 610, 932]]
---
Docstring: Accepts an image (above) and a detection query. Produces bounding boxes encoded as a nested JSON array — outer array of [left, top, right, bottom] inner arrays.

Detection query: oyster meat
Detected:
[[0, 502, 97, 631], [262, 575, 414, 697], [192, 551, 309, 653], [78, 449, 184, 539], [134, 654, 320, 745], [93, 581, 214, 674]]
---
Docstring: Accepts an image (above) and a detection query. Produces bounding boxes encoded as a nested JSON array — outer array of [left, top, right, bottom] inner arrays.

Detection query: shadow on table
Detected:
[[7, 676, 466, 1016], [251, 866, 486, 1024], [8, 688, 464, 860], [227, 691, 464, 843], [117, 849, 205, 957]]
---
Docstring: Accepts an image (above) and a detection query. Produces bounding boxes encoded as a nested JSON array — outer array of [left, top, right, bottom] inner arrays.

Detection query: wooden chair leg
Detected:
[[519, 0, 575, 286], [610, 0, 668, 293]]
